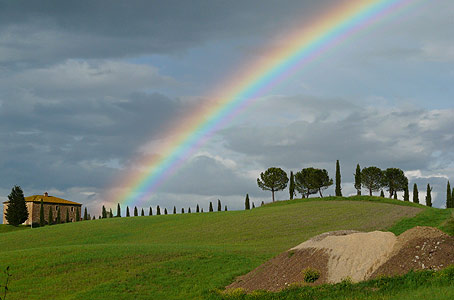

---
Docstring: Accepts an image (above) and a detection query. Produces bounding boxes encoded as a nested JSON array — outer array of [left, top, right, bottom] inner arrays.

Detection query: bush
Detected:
[[302, 267, 320, 283]]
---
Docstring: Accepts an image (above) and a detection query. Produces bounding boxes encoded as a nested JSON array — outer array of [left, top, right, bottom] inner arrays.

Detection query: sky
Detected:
[[1, 0, 453, 219]]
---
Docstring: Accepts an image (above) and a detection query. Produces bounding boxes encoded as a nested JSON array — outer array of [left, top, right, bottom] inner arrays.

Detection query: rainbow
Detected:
[[113, 0, 417, 207]]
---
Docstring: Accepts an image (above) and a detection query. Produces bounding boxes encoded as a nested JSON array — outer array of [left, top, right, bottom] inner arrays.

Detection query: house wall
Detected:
[[3, 202, 81, 225]]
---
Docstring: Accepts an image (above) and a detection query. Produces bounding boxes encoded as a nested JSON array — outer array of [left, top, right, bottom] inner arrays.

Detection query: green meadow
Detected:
[[0, 196, 453, 299]]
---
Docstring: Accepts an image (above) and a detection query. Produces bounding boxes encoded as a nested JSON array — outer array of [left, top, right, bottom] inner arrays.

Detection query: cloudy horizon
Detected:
[[1, 0, 453, 219]]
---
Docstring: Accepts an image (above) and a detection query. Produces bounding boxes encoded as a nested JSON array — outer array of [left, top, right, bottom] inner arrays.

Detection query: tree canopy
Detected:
[[383, 168, 408, 198], [295, 167, 333, 198], [257, 167, 289, 202], [361, 166, 383, 196]]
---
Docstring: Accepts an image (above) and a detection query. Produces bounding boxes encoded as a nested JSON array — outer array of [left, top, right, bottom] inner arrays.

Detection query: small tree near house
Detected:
[[126, 206, 130, 217], [209, 202, 213, 212], [66, 209, 70, 223], [39, 199, 45, 227], [217, 199, 221, 212], [56, 207, 61, 224], [5, 185, 28, 226], [48, 206, 53, 225]]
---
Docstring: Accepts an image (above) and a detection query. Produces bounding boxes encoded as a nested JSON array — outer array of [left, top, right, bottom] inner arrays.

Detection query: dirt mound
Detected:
[[226, 226, 454, 292], [371, 226, 454, 277]]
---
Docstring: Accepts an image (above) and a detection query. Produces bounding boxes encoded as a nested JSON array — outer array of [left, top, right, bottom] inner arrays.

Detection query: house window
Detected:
[[55, 205, 58, 211], [71, 207, 74, 212]]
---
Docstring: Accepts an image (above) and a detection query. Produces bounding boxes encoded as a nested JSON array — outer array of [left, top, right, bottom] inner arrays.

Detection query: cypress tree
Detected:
[[157, 205, 161, 215], [141, 208, 144, 216], [447, 181, 452, 208], [261, 201, 264, 206], [98, 215, 101, 219], [354, 164, 362, 195], [403, 185, 409, 201], [217, 199, 221, 212], [413, 183, 419, 204], [75, 207, 80, 222], [102, 205, 107, 218], [426, 184, 432, 207], [149, 206, 153, 216], [209, 202, 213, 212], [245, 194, 250, 210], [164, 208, 168, 215], [109, 208, 113, 218], [196, 204, 200, 213], [134, 206, 138, 217], [92, 215, 95, 220], [289, 171, 295, 200], [181, 208, 185, 214], [380, 190, 385, 197], [65, 209, 70, 223], [126, 206, 130, 217], [188, 207, 191, 213], [39, 199, 45, 227], [201, 208, 204, 213], [56, 207, 61, 224], [173, 206, 176, 214], [335, 160, 342, 197], [5, 185, 28, 226], [48, 207, 53, 225], [225, 205, 227, 211], [252, 202, 255, 209], [83, 207, 88, 220], [117, 203, 121, 217]]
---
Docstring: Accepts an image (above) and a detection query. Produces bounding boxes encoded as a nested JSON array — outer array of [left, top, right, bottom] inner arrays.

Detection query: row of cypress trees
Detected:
[[97, 199, 228, 219]]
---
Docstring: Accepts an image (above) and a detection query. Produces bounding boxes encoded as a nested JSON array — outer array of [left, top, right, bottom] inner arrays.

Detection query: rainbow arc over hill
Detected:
[[113, 0, 416, 207]]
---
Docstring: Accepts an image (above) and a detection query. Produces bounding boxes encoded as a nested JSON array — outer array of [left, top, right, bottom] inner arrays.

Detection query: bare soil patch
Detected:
[[371, 226, 454, 277], [226, 226, 454, 292]]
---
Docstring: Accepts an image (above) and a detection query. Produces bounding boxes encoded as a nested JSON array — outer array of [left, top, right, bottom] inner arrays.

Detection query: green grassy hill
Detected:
[[0, 196, 452, 299]]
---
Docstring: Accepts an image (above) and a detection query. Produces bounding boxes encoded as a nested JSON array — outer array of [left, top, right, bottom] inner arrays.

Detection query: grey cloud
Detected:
[[159, 155, 257, 197], [0, 0, 333, 66], [0, 92, 182, 191]]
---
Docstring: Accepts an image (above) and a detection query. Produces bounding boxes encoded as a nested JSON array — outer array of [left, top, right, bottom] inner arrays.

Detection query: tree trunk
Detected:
[[369, 189, 372, 196], [319, 189, 323, 198], [272, 189, 275, 202]]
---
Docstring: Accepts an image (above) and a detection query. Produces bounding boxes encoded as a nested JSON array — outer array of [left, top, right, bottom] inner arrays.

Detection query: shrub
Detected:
[[302, 267, 320, 283]]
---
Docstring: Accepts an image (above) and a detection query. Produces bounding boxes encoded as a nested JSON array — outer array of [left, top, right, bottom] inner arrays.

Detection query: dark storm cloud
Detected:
[[0, 92, 182, 190], [0, 0, 333, 67]]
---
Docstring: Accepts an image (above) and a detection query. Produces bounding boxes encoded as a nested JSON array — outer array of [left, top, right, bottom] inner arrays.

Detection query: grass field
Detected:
[[0, 196, 452, 299]]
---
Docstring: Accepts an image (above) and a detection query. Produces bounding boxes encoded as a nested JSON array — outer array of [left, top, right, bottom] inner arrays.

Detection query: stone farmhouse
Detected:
[[2, 192, 82, 225]]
